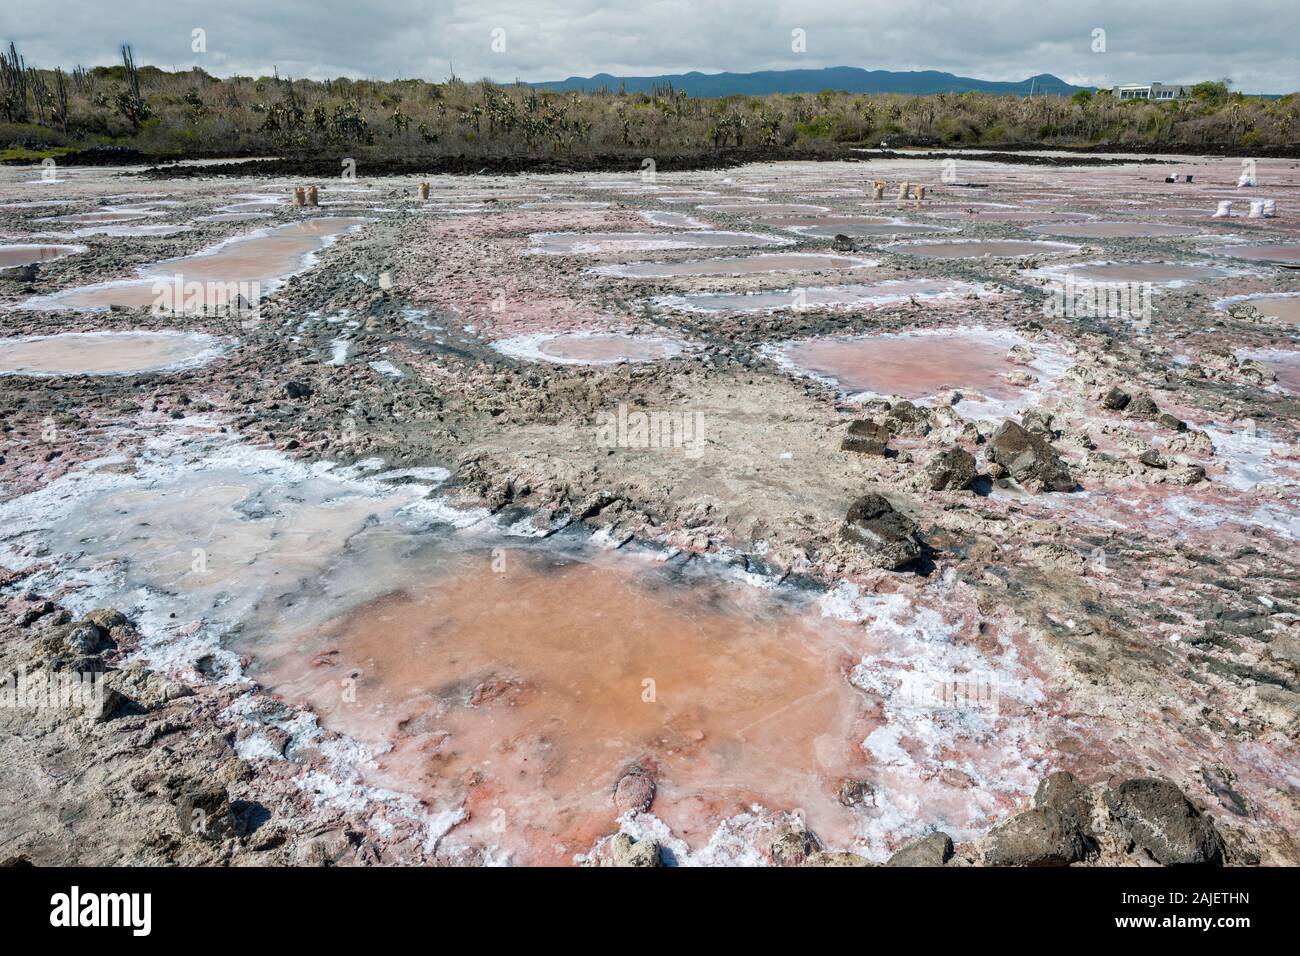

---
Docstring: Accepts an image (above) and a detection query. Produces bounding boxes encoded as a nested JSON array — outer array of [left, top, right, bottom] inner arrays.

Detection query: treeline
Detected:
[[1, 43, 1297, 162]]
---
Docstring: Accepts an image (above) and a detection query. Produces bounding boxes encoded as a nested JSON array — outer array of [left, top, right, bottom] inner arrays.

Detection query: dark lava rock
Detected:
[[0, 263, 39, 283], [927, 447, 977, 491], [1021, 409, 1057, 439], [1158, 412, 1188, 432], [284, 381, 314, 399], [840, 493, 922, 569], [176, 784, 239, 841], [884, 400, 931, 437], [38, 621, 115, 672], [982, 806, 1089, 866], [1124, 392, 1161, 420], [841, 419, 890, 456], [769, 826, 820, 866], [986, 420, 1075, 493], [1138, 448, 1168, 469], [1102, 386, 1131, 411], [1105, 777, 1224, 865], [886, 831, 954, 867], [1033, 771, 1093, 831]]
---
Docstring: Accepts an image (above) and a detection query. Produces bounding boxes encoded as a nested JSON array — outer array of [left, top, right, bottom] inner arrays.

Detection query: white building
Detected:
[[1112, 82, 1193, 101]]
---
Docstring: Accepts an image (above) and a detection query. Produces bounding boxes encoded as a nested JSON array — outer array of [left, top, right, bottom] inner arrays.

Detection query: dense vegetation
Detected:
[[1, 43, 1296, 163]]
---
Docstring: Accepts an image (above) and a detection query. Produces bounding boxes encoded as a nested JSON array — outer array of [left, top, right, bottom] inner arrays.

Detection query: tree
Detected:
[[1191, 80, 1230, 103]]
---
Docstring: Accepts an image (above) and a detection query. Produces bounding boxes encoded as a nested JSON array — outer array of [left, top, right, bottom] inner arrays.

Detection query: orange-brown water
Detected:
[[886, 239, 1075, 259], [780, 332, 1020, 399], [0, 243, 83, 268], [0, 331, 224, 376], [1252, 351, 1300, 393], [1029, 221, 1201, 238], [1204, 242, 1300, 264], [30, 217, 366, 310], [249, 549, 871, 864], [1232, 295, 1300, 323], [1066, 262, 1234, 283]]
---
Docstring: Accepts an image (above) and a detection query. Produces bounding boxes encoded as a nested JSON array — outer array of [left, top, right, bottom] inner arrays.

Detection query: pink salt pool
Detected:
[[46, 209, 154, 225], [1203, 242, 1300, 265], [492, 331, 686, 365], [249, 548, 872, 864], [927, 209, 1093, 222], [23, 217, 367, 311], [529, 231, 790, 254], [657, 278, 989, 314], [1042, 261, 1237, 285], [701, 203, 831, 215], [0, 330, 228, 376], [1028, 221, 1202, 239], [589, 253, 877, 278], [1220, 294, 1300, 323], [1243, 350, 1300, 394], [0, 243, 85, 268], [776, 329, 1028, 400], [787, 221, 950, 239], [885, 239, 1078, 259]]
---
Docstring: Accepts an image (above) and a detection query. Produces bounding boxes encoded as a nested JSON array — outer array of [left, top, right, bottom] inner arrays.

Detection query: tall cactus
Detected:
[[0, 42, 29, 123]]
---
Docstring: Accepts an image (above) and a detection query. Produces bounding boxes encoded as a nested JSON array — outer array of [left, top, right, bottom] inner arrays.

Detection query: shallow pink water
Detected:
[[250, 549, 871, 864], [886, 239, 1075, 259], [780, 332, 1022, 399], [1230, 295, 1300, 323], [1029, 221, 1201, 238], [1064, 262, 1234, 283], [29, 217, 366, 310], [537, 332, 679, 363], [0, 243, 83, 268], [1204, 242, 1300, 264]]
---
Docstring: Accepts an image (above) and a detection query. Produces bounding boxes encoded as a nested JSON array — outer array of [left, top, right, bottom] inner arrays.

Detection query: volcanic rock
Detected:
[[981, 806, 1089, 866], [926, 447, 977, 491], [886, 831, 954, 866], [1033, 771, 1093, 831], [986, 420, 1076, 493], [1105, 778, 1224, 865], [840, 493, 922, 569], [1124, 392, 1161, 420], [768, 825, 820, 866], [1101, 386, 1131, 411], [841, 419, 890, 456]]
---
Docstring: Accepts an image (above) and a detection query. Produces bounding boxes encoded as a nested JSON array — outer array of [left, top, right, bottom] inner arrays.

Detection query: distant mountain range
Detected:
[[528, 67, 1090, 97]]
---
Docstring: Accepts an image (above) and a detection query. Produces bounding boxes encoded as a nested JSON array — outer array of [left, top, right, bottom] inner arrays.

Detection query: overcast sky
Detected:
[[3, 1, 1297, 93]]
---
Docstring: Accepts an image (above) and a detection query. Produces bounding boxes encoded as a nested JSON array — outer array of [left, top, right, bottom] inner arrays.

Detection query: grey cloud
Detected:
[[2, 0, 1295, 93]]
